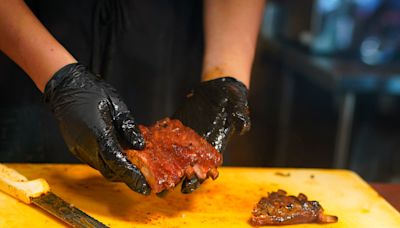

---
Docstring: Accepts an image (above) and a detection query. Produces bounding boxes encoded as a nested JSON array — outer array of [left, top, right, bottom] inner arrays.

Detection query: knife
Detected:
[[0, 164, 109, 228]]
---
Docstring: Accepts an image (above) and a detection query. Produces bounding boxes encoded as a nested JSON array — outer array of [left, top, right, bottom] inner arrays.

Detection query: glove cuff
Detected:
[[201, 76, 249, 97], [44, 63, 81, 96]]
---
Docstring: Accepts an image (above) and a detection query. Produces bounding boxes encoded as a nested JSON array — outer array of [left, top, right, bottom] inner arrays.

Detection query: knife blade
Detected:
[[32, 192, 108, 227], [0, 164, 109, 227]]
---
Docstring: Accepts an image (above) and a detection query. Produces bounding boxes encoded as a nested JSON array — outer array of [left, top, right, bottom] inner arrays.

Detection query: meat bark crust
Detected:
[[250, 189, 338, 226], [124, 118, 222, 193]]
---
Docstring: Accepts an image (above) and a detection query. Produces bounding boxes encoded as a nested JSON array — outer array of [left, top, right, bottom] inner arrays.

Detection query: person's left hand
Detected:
[[173, 77, 251, 193]]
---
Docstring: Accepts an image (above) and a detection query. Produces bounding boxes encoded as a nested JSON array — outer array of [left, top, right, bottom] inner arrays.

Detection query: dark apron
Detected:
[[0, 0, 204, 162]]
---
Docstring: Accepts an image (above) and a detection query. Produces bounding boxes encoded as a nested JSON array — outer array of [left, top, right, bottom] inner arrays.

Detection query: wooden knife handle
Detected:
[[0, 164, 50, 204]]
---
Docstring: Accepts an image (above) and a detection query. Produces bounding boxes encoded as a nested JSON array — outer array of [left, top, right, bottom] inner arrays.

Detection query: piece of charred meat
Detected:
[[124, 118, 222, 193], [250, 189, 338, 226]]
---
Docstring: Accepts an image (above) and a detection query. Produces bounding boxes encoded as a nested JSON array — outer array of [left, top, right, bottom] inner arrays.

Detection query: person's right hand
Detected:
[[44, 63, 151, 194]]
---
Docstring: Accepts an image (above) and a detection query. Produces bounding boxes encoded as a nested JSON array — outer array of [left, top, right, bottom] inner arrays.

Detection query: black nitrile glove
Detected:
[[173, 77, 251, 193], [44, 63, 150, 194]]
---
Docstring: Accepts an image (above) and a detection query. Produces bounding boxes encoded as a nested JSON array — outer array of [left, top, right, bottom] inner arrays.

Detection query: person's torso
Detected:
[[0, 0, 204, 162]]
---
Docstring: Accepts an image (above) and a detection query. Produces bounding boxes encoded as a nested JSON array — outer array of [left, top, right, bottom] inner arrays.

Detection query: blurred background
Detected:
[[226, 0, 400, 183], [1, 0, 400, 183]]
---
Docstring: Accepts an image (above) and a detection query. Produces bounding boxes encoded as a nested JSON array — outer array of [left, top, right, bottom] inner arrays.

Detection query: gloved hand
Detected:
[[44, 63, 150, 194], [173, 77, 251, 193]]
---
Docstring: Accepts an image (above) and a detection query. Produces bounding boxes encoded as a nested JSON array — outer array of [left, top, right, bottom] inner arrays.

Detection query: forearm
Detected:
[[0, 0, 76, 92], [202, 0, 265, 88]]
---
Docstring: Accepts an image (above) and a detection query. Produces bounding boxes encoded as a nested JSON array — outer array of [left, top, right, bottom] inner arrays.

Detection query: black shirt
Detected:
[[0, 0, 204, 162]]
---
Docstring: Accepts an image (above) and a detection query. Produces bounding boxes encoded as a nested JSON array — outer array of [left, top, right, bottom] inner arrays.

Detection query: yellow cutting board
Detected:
[[0, 164, 399, 227]]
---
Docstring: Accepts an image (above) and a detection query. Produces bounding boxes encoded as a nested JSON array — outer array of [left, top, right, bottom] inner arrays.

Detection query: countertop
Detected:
[[371, 183, 400, 212], [0, 164, 399, 227]]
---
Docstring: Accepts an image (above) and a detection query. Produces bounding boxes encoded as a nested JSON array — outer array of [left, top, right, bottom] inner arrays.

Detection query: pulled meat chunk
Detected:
[[250, 189, 338, 226], [125, 118, 222, 193]]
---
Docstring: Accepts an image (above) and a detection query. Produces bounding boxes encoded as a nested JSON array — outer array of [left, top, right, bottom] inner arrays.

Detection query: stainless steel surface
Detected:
[[333, 92, 356, 168]]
